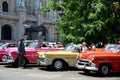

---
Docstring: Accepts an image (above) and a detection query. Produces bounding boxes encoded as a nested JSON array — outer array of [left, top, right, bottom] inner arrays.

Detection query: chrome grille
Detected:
[[78, 60, 91, 66], [38, 58, 46, 62]]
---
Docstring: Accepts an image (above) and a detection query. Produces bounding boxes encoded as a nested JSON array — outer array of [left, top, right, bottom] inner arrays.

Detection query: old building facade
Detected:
[[0, 0, 60, 42]]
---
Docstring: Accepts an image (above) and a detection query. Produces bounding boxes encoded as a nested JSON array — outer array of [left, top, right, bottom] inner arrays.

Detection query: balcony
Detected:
[[26, 15, 38, 22], [43, 11, 61, 24], [0, 12, 19, 20]]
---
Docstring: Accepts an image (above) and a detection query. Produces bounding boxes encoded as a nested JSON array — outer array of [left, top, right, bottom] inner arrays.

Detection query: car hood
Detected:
[[37, 51, 78, 58], [78, 50, 118, 60], [5, 47, 36, 53], [0, 48, 5, 51], [36, 48, 63, 52]]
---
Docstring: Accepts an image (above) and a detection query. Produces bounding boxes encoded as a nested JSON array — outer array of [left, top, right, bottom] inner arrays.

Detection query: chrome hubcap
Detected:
[[102, 65, 109, 75], [54, 60, 63, 69]]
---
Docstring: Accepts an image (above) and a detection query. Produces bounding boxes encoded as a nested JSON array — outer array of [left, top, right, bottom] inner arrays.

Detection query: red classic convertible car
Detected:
[[2, 42, 63, 67], [76, 44, 120, 75]]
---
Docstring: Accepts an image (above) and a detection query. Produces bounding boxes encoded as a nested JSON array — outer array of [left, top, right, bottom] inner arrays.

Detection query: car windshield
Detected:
[[28, 42, 39, 48], [104, 44, 119, 52], [0, 43, 8, 49], [24, 40, 33, 47], [64, 44, 79, 52], [0, 42, 18, 49]]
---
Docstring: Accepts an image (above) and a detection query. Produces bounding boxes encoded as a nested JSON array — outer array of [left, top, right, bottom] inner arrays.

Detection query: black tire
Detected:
[[22, 58, 27, 67], [99, 64, 110, 76], [83, 70, 90, 74], [11, 59, 19, 68], [53, 60, 64, 70], [12, 58, 27, 68]]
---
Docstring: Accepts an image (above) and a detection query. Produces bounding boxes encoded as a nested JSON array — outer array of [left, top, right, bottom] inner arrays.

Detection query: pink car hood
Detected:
[[5, 47, 36, 53]]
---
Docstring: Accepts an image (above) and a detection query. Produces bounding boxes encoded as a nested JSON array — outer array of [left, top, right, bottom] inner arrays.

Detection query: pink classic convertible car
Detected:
[[0, 42, 17, 61], [0, 40, 33, 62], [2, 42, 63, 67]]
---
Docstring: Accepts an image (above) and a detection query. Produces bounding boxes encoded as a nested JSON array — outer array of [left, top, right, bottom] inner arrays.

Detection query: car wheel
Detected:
[[53, 60, 63, 70], [2, 55, 7, 62], [83, 70, 90, 74], [99, 64, 110, 76], [11, 59, 19, 67], [12, 58, 27, 68], [21, 58, 27, 67]]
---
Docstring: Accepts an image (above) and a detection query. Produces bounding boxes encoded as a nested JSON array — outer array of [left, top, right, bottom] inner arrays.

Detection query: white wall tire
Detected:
[[2, 55, 7, 62], [53, 60, 63, 70], [12, 58, 27, 68], [99, 64, 110, 76]]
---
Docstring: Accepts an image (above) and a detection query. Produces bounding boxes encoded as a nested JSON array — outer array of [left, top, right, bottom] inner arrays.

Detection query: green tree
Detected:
[[45, 0, 120, 44]]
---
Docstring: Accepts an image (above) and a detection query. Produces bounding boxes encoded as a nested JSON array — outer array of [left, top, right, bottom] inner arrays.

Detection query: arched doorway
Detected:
[[2, 1, 8, 12], [1, 25, 12, 40]]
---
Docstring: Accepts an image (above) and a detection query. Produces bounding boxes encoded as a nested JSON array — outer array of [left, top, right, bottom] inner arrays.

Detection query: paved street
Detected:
[[0, 63, 120, 80]]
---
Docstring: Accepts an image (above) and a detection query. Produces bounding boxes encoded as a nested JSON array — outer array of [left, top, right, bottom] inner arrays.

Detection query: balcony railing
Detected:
[[43, 11, 61, 21], [26, 15, 38, 21], [2, 12, 17, 16], [0, 12, 18, 19], [0, 11, 61, 23]]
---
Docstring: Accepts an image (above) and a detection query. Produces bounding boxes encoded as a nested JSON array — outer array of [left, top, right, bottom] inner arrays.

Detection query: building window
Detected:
[[1, 25, 12, 40], [2, 1, 8, 12]]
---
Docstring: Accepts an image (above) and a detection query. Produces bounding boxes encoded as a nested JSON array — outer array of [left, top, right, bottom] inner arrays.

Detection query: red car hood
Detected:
[[78, 50, 118, 60]]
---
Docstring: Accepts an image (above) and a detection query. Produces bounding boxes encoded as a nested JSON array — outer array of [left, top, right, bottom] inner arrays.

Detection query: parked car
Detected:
[[2, 42, 63, 67], [37, 44, 80, 70], [0, 42, 17, 61], [0, 40, 33, 62], [76, 44, 120, 75]]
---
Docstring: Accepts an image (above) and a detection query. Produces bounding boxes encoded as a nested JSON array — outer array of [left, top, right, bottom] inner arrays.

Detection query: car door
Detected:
[[110, 54, 120, 72]]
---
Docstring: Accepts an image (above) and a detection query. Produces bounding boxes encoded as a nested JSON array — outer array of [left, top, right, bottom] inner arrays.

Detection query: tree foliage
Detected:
[[46, 0, 120, 44]]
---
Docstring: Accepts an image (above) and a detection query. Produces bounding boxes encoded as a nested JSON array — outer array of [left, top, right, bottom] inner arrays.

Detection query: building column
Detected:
[[0, 26, 1, 40], [9, 0, 15, 12], [49, 27, 52, 41], [37, 11, 43, 25], [16, 7, 26, 40], [0, 3, 2, 13], [49, 26, 56, 41]]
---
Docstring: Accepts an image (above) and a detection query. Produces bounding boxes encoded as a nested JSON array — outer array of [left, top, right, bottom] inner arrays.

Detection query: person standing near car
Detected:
[[81, 42, 88, 52], [117, 38, 120, 45], [17, 38, 25, 68]]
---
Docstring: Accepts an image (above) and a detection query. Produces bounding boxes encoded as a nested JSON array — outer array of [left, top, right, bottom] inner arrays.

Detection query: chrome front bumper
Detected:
[[37, 58, 52, 66], [76, 60, 98, 71]]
